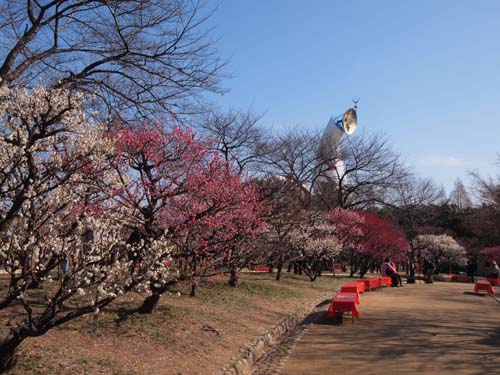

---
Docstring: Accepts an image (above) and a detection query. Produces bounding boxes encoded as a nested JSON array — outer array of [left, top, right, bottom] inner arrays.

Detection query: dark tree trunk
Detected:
[[276, 263, 283, 281], [0, 293, 16, 310], [190, 284, 196, 297], [287, 262, 292, 273], [228, 268, 238, 287], [407, 250, 416, 283], [359, 260, 373, 278], [137, 293, 161, 314], [0, 333, 24, 372], [137, 280, 177, 314], [349, 249, 355, 275], [27, 277, 43, 289]]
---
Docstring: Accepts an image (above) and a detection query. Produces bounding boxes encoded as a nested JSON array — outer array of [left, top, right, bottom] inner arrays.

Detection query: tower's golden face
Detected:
[[342, 108, 357, 135]]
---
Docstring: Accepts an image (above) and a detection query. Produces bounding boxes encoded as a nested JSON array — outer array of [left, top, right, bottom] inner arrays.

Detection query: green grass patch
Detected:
[[149, 329, 162, 340], [200, 285, 249, 307], [15, 354, 55, 375], [77, 355, 90, 365], [237, 280, 301, 298], [97, 358, 116, 367]]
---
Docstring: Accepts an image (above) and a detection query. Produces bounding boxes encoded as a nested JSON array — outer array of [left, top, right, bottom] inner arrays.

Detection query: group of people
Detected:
[[465, 258, 500, 282], [379, 256, 500, 286], [380, 257, 437, 286], [380, 258, 404, 287]]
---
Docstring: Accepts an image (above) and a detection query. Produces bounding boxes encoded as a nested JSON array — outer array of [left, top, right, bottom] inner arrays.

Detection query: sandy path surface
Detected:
[[279, 282, 500, 375]]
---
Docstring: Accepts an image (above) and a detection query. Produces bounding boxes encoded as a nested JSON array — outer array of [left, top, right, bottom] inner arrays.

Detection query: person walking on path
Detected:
[[466, 258, 477, 283], [422, 257, 436, 284]]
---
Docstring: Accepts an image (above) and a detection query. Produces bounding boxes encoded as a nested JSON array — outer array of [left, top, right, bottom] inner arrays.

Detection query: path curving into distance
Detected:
[[254, 281, 500, 375]]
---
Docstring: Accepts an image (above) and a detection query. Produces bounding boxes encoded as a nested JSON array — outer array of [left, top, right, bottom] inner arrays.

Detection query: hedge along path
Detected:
[[273, 282, 500, 375]]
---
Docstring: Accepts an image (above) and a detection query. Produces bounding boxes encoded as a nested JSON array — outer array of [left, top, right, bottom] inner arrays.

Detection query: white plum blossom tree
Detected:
[[0, 84, 174, 371], [412, 234, 467, 272], [287, 224, 341, 281]]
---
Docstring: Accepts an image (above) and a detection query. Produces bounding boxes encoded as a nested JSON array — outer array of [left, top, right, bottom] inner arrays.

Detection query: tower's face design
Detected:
[[342, 108, 357, 135]]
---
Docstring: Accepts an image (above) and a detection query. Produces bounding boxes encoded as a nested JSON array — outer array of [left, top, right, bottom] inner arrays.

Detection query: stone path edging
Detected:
[[215, 291, 334, 375]]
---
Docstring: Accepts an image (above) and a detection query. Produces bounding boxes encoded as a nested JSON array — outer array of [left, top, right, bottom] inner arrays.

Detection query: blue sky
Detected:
[[205, 0, 500, 194]]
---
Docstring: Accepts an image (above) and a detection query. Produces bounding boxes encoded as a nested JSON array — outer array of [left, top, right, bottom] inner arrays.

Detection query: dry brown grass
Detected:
[[1, 272, 345, 375]]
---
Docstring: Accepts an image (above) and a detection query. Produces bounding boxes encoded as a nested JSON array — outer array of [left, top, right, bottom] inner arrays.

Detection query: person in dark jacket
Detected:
[[466, 259, 477, 283], [422, 257, 436, 284]]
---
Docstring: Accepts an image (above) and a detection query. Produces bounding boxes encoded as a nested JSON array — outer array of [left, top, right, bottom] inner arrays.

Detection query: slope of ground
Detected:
[[0, 272, 344, 375]]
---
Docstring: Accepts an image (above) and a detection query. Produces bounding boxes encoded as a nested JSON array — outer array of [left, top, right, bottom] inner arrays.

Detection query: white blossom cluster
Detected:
[[0, 84, 174, 317], [288, 224, 341, 258], [413, 234, 467, 265]]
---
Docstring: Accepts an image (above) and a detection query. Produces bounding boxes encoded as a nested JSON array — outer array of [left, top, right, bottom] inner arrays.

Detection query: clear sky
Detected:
[[205, 0, 500, 194]]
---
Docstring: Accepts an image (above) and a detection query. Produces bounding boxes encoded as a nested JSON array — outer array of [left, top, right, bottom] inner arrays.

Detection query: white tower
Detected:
[[318, 107, 358, 177]]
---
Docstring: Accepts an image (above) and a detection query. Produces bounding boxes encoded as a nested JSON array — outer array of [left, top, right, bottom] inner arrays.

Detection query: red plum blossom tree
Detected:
[[328, 208, 408, 277], [107, 122, 265, 311], [480, 246, 500, 262]]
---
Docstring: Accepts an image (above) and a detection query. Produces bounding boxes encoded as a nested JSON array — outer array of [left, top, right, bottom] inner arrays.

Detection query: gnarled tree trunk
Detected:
[[137, 280, 177, 314], [0, 333, 24, 372], [137, 293, 161, 314], [228, 268, 238, 287], [0, 293, 16, 310]]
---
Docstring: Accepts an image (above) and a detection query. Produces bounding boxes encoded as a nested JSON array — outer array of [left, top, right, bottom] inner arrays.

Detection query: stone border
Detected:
[[215, 291, 335, 375]]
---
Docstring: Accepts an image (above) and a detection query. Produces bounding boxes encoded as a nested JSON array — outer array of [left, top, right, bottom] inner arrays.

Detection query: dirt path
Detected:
[[254, 282, 500, 375]]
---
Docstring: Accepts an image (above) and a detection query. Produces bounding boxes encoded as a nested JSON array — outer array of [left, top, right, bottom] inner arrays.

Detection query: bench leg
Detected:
[[333, 312, 344, 324]]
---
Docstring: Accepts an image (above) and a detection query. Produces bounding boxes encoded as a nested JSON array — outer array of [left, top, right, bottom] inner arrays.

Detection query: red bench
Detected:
[[474, 281, 495, 295], [336, 292, 360, 305], [358, 278, 381, 291], [379, 276, 392, 287], [487, 277, 500, 286], [327, 298, 359, 323], [252, 267, 270, 272], [451, 275, 471, 283], [341, 282, 365, 294]]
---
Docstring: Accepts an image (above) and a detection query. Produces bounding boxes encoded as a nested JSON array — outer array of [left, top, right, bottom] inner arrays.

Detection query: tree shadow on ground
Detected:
[[110, 306, 140, 325], [287, 303, 500, 375], [463, 291, 487, 297]]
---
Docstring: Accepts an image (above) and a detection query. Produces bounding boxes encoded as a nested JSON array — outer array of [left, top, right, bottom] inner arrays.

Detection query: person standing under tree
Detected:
[[422, 257, 436, 284], [466, 258, 477, 283]]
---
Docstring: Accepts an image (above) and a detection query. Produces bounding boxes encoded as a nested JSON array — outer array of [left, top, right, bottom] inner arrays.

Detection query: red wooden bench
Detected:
[[487, 277, 500, 286], [474, 281, 495, 295], [341, 282, 365, 294], [358, 278, 381, 291], [451, 275, 471, 283], [379, 276, 392, 287], [252, 267, 270, 272], [327, 298, 359, 323]]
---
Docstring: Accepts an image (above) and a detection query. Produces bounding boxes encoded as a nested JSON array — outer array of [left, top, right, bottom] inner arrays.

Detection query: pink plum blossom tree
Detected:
[[107, 122, 265, 311]]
